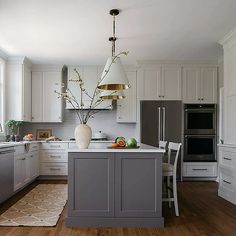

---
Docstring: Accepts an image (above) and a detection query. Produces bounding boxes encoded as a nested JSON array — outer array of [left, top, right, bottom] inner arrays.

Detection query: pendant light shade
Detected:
[[98, 57, 129, 90], [99, 89, 125, 100]]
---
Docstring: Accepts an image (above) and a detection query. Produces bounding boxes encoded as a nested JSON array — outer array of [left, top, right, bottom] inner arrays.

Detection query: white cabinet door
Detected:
[[29, 151, 39, 179], [6, 61, 32, 121], [183, 68, 201, 103], [117, 71, 137, 123], [14, 155, 23, 191], [23, 64, 32, 121], [42, 71, 62, 122], [201, 68, 217, 103], [138, 68, 161, 100], [161, 67, 182, 100], [183, 67, 217, 104], [31, 72, 43, 122], [22, 155, 31, 185]]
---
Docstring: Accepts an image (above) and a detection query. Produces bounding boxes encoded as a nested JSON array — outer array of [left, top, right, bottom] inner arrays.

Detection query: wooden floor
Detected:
[[0, 180, 236, 236]]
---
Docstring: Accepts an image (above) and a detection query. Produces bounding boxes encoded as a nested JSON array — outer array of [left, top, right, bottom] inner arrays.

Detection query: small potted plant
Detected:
[[5, 120, 16, 142]]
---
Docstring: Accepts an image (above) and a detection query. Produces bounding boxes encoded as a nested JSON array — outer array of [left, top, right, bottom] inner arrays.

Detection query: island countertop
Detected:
[[67, 143, 165, 153]]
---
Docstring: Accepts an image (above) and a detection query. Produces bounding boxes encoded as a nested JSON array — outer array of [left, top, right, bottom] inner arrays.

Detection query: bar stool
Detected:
[[162, 142, 182, 216], [159, 140, 167, 150]]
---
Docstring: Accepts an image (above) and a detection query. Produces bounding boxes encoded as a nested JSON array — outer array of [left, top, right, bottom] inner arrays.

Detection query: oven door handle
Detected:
[[185, 109, 215, 112]]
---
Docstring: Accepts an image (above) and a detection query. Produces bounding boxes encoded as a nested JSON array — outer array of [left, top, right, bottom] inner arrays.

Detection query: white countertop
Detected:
[[0, 140, 114, 149], [68, 143, 165, 153]]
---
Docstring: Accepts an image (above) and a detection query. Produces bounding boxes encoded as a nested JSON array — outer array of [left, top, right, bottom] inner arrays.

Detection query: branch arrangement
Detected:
[[55, 52, 129, 124]]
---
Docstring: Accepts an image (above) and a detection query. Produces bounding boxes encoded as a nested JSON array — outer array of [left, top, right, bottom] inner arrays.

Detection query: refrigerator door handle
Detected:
[[162, 107, 166, 141], [158, 107, 161, 143]]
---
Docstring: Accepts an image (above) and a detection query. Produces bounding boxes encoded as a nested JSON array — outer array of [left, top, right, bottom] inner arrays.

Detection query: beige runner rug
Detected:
[[0, 184, 67, 226]]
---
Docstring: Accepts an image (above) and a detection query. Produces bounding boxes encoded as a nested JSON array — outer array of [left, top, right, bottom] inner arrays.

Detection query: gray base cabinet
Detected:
[[67, 152, 164, 227]]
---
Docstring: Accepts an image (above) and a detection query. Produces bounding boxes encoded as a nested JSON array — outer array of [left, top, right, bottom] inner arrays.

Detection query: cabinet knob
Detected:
[[31, 117, 34, 120], [201, 98, 204, 101], [198, 98, 201, 100]]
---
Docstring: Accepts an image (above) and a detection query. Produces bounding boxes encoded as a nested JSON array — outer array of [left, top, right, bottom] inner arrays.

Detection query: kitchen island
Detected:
[[66, 143, 165, 228]]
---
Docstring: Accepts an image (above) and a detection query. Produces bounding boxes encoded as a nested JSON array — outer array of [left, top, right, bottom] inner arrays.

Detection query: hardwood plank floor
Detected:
[[0, 180, 236, 236]]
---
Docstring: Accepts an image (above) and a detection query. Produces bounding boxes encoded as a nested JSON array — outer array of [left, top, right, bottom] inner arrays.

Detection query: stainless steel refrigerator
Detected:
[[141, 100, 182, 146], [140, 100, 182, 178]]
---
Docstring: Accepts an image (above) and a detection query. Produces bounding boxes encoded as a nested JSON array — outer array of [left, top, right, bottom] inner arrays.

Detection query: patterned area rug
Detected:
[[0, 184, 67, 226]]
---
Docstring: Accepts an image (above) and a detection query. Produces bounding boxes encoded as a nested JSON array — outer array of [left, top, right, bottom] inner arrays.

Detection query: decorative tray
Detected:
[[107, 146, 140, 149]]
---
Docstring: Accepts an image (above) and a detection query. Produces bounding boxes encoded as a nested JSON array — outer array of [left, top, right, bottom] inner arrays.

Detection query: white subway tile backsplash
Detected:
[[21, 110, 137, 141]]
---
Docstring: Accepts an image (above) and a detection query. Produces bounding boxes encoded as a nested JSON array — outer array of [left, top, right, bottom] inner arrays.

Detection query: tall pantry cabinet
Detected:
[[218, 29, 236, 205]]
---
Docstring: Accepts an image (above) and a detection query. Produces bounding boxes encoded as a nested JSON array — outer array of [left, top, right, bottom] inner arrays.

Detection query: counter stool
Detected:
[[159, 140, 167, 150], [162, 142, 182, 216]]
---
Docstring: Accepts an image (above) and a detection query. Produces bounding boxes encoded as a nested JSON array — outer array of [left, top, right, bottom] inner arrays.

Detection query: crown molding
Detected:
[[137, 60, 218, 67], [31, 64, 64, 72], [219, 28, 236, 48], [0, 48, 8, 60]]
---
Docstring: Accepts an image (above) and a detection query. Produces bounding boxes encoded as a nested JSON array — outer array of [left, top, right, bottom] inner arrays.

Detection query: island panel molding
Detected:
[[66, 146, 164, 227]]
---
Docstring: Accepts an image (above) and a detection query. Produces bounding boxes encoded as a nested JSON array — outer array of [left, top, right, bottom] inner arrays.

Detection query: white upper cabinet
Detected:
[[6, 57, 32, 121], [183, 67, 217, 103], [117, 70, 137, 123], [138, 66, 182, 100], [138, 68, 161, 100], [161, 67, 182, 100], [201, 68, 217, 103], [31, 65, 63, 122], [66, 66, 112, 109]]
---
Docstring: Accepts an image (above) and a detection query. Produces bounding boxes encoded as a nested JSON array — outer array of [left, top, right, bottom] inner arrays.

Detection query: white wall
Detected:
[[21, 109, 138, 141]]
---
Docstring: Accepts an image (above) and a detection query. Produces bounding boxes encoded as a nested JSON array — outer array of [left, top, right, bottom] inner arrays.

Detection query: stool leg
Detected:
[[173, 173, 179, 216], [167, 176, 171, 208]]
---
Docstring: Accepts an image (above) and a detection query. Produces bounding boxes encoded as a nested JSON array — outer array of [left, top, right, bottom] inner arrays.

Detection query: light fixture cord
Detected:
[[112, 13, 116, 57]]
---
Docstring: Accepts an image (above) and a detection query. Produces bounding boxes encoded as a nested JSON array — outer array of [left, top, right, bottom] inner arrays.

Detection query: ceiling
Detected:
[[0, 0, 236, 65]]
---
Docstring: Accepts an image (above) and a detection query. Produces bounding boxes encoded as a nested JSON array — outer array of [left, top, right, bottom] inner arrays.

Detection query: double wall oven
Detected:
[[184, 104, 217, 162]]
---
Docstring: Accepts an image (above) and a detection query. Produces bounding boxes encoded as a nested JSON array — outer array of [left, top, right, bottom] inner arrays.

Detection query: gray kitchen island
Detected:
[[66, 143, 165, 228]]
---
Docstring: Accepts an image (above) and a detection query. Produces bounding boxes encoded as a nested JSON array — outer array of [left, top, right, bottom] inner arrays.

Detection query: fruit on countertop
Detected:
[[24, 134, 33, 139], [115, 136, 125, 143], [127, 138, 137, 148], [115, 136, 126, 147], [111, 143, 119, 148]]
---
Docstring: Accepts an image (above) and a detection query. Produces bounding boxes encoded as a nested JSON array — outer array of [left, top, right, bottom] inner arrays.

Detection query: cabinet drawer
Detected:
[[183, 163, 217, 177], [219, 148, 236, 169], [29, 143, 39, 151], [40, 163, 68, 175], [40, 151, 67, 162], [41, 142, 68, 150], [219, 168, 236, 193]]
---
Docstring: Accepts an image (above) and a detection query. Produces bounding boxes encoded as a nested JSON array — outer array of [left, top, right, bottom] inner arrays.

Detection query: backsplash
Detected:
[[21, 109, 138, 141]]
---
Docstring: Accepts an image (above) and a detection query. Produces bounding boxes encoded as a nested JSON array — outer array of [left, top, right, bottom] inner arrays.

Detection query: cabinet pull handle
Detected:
[[192, 168, 208, 171], [31, 155, 33, 158], [21, 158, 26, 160], [50, 155, 61, 158], [223, 157, 232, 161], [50, 168, 61, 171], [50, 145, 61, 148], [223, 179, 231, 185]]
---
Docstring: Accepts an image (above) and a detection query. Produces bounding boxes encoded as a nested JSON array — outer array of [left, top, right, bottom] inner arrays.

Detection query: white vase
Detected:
[[74, 124, 92, 149]]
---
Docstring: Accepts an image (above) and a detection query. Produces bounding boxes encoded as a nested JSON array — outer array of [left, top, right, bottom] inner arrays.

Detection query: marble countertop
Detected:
[[0, 140, 114, 149], [68, 143, 165, 153]]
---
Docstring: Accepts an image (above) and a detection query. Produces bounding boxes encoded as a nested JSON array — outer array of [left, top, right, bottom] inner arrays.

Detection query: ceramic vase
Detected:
[[74, 124, 92, 149]]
